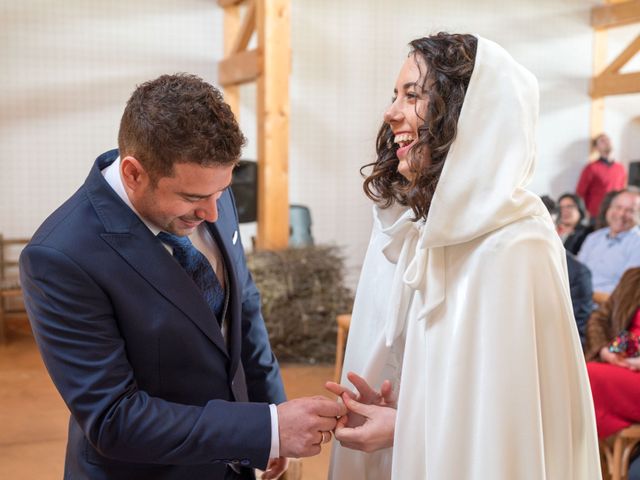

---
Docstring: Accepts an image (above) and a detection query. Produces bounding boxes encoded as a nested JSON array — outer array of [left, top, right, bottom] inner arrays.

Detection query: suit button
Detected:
[[240, 459, 250, 466]]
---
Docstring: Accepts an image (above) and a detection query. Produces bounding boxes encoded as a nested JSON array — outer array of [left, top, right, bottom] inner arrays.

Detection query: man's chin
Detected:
[[165, 224, 198, 237]]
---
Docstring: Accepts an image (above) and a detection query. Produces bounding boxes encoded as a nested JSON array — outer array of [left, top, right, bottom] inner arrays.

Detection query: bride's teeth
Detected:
[[394, 133, 415, 146]]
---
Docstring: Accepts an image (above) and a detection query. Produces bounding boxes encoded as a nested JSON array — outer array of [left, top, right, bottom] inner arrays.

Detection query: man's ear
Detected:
[[120, 156, 148, 191]]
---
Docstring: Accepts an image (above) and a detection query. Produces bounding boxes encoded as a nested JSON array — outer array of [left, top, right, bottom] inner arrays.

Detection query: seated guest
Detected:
[[631, 455, 640, 480], [556, 193, 592, 255], [585, 267, 640, 441], [578, 189, 640, 294], [595, 189, 621, 230], [567, 253, 593, 348], [542, 195, 593, 345]]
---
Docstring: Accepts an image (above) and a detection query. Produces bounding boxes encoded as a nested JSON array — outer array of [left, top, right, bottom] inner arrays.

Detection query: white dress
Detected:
[[329, 36, 601, 480]]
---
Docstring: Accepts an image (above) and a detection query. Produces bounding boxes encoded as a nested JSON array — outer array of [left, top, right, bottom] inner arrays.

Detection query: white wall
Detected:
[[2, 0, 639, 288]]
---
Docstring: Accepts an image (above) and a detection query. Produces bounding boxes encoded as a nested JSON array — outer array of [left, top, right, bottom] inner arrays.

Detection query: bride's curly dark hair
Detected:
[[362, 32, 477, 220]]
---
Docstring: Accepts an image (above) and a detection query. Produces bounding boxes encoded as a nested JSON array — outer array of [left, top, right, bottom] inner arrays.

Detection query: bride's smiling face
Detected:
[[383, 54, 430, 180]]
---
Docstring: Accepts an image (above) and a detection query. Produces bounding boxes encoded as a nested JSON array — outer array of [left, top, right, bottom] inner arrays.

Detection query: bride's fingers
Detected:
[[380, 380, 397, 406], [335, 413, 349, 430], [346, 372, 380, 404], [325, 381, 356, 400], [342, 394, 376, 417]]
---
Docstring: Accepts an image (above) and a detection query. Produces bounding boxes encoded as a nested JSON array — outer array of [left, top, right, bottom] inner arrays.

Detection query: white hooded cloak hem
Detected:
[[329, 36, 600, 480]]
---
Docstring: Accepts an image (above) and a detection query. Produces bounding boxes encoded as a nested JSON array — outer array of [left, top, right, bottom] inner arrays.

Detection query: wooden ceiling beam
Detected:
[[592, 0, 640, 30], [217, 0, 247, 7], [218, 48, 261, 87], [601, 34, 640, 75], [591, 72, 640, 96], [230, 0, 256, 55]]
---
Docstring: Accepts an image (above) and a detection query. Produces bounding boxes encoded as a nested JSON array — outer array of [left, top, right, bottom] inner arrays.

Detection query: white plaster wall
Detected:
[[1, 0, 639, 288]]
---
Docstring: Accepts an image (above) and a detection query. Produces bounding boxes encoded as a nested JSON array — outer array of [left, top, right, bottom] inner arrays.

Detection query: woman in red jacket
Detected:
[[585, 267, 640, 438]]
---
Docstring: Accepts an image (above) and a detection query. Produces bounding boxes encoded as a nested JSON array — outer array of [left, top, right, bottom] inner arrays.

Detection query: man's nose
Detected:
[[195, 198, 218, 223]]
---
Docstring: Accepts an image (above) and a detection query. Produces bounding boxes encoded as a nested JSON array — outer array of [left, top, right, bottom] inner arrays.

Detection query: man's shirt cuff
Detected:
[[269, 403, 280, 458]]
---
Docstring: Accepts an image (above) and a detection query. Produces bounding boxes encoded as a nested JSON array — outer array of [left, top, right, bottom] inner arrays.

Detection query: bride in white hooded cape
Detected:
[[329, 35, 601, 480]]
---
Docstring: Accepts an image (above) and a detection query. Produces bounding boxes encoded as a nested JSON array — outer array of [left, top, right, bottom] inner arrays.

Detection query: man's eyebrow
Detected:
[[179, 181, 233, 199]]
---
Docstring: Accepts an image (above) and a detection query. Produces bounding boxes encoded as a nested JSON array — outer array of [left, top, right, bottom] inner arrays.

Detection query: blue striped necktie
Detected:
[[157, 231, 225, 325]]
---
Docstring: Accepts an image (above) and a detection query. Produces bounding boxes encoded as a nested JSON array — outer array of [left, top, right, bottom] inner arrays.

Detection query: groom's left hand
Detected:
[[260, 456, 289, 479]]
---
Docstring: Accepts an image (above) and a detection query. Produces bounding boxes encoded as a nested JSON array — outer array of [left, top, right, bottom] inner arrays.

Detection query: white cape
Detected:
[[329, 36, 600, 480]]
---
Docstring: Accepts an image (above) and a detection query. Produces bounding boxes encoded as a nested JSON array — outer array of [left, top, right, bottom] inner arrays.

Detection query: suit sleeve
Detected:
[[585, 300, 614, 361], [20, 244, 273, 468], [225, 190, 287, 405], [568, 257, 593, 347]]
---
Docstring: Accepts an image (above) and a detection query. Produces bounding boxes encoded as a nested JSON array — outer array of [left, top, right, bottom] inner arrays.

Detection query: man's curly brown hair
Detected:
[[362, 33, 477, 220], [118, 73, 246, 184]]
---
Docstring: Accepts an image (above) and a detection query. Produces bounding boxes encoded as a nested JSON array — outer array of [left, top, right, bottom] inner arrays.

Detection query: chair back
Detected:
[[0, 235, 30, 343], [0, 235, 29, 286], [289, 205, 314, 247]]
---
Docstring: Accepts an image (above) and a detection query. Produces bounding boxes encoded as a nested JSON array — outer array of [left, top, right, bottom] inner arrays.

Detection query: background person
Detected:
[[584, 267, 640, 480], [578, 189, 640, 295], [556, 192, 591, 255], [576, 133, 627, 223]]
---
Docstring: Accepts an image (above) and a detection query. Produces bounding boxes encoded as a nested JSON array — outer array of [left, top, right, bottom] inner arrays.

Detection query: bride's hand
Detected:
[[325, 372, 396, 427], [333, 394, 396, 453], [326, 372, 396, 406]]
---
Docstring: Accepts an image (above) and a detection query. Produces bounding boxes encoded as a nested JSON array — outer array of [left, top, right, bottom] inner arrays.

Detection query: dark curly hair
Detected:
[[118, 73, 246, 184], [362, 33, 477, 220]]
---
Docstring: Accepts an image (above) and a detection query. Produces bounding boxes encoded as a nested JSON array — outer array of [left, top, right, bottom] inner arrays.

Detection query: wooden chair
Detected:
[[282, 459, 302, 480], [334, 313, 351, 382], [600, 424, 640, 480], [0, 235, 30, 344]]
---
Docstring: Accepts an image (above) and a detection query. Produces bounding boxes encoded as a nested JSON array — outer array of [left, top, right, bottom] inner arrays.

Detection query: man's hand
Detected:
[[333, 394, 396, 453], [260, 457, 289, 480], [277, 396, 347, 458]]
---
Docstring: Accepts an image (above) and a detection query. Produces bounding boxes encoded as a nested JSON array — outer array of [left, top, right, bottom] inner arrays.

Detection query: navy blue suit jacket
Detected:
[[20, 150, 286, 479], [566, 252, 593, 348]]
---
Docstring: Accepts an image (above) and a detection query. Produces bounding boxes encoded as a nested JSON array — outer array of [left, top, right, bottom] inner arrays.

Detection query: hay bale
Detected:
[[247, 245, 353, 364]]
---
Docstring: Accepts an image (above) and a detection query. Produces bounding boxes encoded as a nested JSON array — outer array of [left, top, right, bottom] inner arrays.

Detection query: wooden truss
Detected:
[[590, 0, 640, 137], [218, 0, 290, 250]]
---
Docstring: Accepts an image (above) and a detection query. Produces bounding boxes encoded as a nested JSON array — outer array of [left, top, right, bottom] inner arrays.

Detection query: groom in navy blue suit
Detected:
[[20, 74, 343, 479]]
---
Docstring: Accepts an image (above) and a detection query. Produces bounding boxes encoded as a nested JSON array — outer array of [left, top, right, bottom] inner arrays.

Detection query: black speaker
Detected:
[[230, 160, 257, 223], [629, 161, 640, 188]]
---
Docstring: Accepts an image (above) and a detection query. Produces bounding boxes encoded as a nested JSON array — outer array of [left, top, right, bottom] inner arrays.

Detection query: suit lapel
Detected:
[[206, 200, 243, 377], [85, 152, 229, 357]]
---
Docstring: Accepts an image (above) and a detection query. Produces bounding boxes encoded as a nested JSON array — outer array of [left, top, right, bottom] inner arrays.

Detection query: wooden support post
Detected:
[[255, 0, 290, 250], [222, 3, 242, 119], [590, 29, 608, 140]]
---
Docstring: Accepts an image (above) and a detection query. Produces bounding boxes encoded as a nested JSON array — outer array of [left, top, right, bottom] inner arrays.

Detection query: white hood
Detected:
[[378, 36, 546, 249], [424, 36, 546, 247]]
